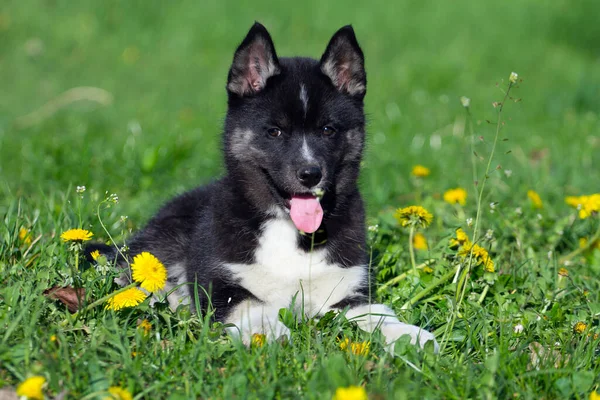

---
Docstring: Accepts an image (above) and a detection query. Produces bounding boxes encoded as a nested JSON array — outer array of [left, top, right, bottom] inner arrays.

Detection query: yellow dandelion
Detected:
[[90, 250, 101, 261], [339, 338, 370, 356], [411, 165, 430, 178], [16, 376, 45, 400], [443, 188, 468, 206], [332, 385, 368, 400], [131, 252, 167, 293], [413, 232, 428, 250], [449, 228, 471, 249], [105, 288, 147, 311], [459, 242, 494, 272], [252, 333, 266, 348], [527, 190, 543, 209], [394, 206, 433, 228], [423, 266, 434, 274], [138, 319, 152, 336], [50, 335, 57, 342], [565, 196, 583, 207], [60, 228, 93, 242], [104, 386, 133, 400], [558, 268, 569, 277], [574, 321, 587, 334], [566, 194, 600, 219], [19, 227, 33, 245], [590, 391, 600, 400]]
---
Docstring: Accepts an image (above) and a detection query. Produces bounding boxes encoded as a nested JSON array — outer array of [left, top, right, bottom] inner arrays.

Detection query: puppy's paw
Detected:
[[381, 322, 439, 354], [226, 319, 290, 346]]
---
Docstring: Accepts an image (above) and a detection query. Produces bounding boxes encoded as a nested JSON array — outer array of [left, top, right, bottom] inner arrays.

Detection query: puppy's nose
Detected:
[[297, 165, 322, 188]]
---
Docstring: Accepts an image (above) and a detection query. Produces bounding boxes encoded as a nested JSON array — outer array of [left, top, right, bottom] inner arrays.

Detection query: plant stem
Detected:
[[558, 221, 600, 264], [401, 266, 457, 310], [409, 226, 417, 275], [478, 284, 490, 304]]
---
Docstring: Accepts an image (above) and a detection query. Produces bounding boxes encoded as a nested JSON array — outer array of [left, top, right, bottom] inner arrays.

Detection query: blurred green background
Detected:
[[1, 0, 599, 221]]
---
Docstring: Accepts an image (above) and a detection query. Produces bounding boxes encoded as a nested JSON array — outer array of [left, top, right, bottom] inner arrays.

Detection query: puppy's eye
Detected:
[[267, 128, 282, 138], [322, 126, 337, 136]]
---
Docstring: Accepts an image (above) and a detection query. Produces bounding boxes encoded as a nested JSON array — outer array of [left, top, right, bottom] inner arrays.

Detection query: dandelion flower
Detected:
[[339, 338, 370, 356], [104, 386, 133, 400], [458, 242, 495, 272], [565, 194, 600, 219], [443, 188, 467, 206], [252, 333, 266, 348], [394, 206, 433, 228], [19, 227, 33, 245], [131, 252, 167, 292], [332, 385, 367, 400], [411, 165, 430, 178], [558, 268, 569, 277], [590, 391, 600, 400], [90, 250, 101, 261], [16, 376, 45, 400], [60, 228, 93, 242], [527, 190, 543, 209], [449, 228, 471, 249], [574, 321, 587, 334], [413, 233, 428, 250], [105, 288, 147, 311], [138, 319, 152, 336], [423, 266, 434, 274]]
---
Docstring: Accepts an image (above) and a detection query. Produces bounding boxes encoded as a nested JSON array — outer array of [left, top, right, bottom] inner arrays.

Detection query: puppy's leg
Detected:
[[225, 300, 290, 345], [344, 304, 439, 353]]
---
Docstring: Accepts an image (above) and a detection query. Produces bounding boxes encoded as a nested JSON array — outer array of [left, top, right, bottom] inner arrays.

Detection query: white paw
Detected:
[[381, 322, 439, 353], [226, 319, 290, 346]]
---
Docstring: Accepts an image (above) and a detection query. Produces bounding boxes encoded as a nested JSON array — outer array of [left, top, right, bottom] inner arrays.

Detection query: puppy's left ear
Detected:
[[320, 25, 366, 98], [227, 22, 281, 97]]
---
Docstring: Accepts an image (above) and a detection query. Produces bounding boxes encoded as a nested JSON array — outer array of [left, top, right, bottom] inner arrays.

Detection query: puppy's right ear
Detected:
[[227, 22, 281, 97]]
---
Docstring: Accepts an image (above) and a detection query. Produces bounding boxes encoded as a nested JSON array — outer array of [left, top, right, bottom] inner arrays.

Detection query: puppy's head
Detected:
[[223, 23, 366, 232]]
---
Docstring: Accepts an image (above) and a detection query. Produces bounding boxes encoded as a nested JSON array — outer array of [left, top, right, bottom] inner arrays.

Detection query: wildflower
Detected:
[[131, 252, 168, 292], [566, 194, 600, 219], [485, 229, 494, 241], [138, 319, 152, 336], [333, 385, 367, 400], [509, 72, 518, 84], [504, 169, 512, 178], [90, 250, 101, 261], [466, 217, 473, 227], [411, 165, 430, 178], [16, 376, 45, 400], [19, 227, 32, 245], [514, 324, 524, 334], [60, 228, 93, 242], [50, 335, 57, 342], [449, 228, 471, 249], [367, 224, 379, 233], [527, 190, 543, 209], [515, 207, 522, 215], [459, 242, 494, 272], [105, 288, 147, 311], [574, 321, 587, 334], [590, 391, 600, 400], [413, 233, 428, 250], [423, 266, 434, 274], [76, 185, 86, 194], [443, 188, 467, 206], [105, 386, 133, 400], [252, 333, 266, 348], [460, 96, 470, 108], [339, 338, 370, 356], [558, 268, 569, 277], [394, 206, 433, 228]]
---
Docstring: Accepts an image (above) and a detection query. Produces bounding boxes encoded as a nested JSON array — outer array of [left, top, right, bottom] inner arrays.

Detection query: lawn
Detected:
[[1, 0, 600, 398]]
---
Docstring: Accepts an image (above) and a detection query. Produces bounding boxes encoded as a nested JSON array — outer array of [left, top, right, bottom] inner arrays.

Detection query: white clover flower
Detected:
[[514, 324, 524, 334], [460, 96, 471, 108], [76, 185, 86, 194], [509, 72, 518, 84]]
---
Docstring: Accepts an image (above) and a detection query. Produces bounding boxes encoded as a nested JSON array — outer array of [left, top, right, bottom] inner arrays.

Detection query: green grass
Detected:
[[1, 0, 600, 398]]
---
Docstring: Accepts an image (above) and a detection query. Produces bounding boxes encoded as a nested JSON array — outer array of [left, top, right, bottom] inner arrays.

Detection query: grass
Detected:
[[1, 0, 600, 398]]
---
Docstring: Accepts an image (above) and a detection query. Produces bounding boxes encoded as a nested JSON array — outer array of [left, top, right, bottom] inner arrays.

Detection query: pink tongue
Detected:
[[289, 195, 323, 233]]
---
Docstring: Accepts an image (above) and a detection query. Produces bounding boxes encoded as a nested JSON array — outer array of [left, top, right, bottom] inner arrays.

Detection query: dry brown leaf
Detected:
[[43, 286, 86, 313]]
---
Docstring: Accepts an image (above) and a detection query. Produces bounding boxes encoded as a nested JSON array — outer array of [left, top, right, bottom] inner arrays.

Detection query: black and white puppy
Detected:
[[99, 23, 437, 352]]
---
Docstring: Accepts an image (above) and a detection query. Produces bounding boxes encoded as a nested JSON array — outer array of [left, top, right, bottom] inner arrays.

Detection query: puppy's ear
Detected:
[[320, 25, 366, 98], [227, 22, 281, 96]]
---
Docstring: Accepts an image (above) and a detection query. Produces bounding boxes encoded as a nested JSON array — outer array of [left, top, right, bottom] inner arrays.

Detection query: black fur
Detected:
[[90, 22, 370, 321]]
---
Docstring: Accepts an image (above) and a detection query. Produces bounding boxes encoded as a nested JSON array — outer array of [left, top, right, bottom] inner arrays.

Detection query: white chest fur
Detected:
[[225, 218, 366, 316]]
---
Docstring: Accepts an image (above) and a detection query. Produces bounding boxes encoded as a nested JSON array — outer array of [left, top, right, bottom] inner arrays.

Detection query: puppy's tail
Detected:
[[84, 242, 127, 265]]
